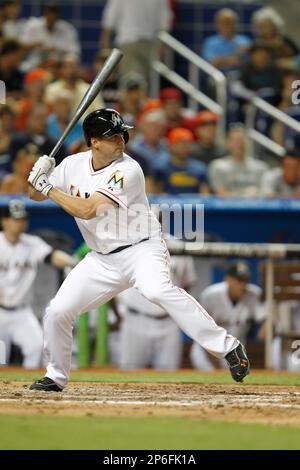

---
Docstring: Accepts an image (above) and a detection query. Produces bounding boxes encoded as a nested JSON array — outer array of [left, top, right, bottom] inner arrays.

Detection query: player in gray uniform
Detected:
[[27, 108, 250, 391], [0, 200, 77, 368]]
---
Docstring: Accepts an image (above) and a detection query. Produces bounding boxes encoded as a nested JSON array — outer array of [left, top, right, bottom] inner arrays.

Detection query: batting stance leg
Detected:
[[43, 251, 127, 388], [124, 240, 239, 358]]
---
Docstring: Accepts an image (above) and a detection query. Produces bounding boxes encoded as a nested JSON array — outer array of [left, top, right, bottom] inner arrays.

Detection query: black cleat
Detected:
[[30, 377, 63, 392], [225, 343, 250, 383]]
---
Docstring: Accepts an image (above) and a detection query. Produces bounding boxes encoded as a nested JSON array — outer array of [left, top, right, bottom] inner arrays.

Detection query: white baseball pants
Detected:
[[0, 307, 43, 368], [44, 239, 239, 388], [190, 342, 225, 370]]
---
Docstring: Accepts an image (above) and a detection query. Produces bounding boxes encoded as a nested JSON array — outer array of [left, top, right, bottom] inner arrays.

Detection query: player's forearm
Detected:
[[48, 187, 113, 219], [48, 187, 95, 219], [28, 184, 48, 201], [51, 250, 77, 270]]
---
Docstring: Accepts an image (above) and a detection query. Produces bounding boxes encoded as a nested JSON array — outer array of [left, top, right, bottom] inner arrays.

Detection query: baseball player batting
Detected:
[[28, 108, 250, 391]]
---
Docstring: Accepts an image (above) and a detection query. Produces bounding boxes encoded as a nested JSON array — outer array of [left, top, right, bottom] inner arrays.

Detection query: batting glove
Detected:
[[32, 155, 56, 176], [28, 167, 53, 197]]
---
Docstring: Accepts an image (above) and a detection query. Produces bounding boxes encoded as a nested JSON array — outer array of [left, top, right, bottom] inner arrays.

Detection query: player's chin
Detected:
[[116, 145, 125, 155]]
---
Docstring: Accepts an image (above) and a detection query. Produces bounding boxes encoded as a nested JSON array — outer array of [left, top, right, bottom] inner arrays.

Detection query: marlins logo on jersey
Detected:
[[107, 171, 124, 191]]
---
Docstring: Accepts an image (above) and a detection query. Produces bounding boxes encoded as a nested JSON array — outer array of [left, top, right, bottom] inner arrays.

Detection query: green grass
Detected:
[[0, 369, 300, 386], [0, 415, 299, 450], [0, 369, 299, 450]]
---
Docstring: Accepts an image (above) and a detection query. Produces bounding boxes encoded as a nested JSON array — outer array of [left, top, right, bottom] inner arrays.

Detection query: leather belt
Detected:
[[102, 238, 149, 255], [128, 307, 169, 321]]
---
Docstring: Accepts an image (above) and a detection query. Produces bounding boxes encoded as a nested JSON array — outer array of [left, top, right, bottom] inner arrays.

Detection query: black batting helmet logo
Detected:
[[112, 113, 123, 127]]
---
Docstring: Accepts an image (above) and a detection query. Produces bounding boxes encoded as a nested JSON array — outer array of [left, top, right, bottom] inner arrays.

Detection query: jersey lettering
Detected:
[[70, 185, 90, 199]]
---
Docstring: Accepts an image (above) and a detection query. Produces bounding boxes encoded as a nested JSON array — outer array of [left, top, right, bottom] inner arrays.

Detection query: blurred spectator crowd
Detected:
[[0, 1, 299, 198]]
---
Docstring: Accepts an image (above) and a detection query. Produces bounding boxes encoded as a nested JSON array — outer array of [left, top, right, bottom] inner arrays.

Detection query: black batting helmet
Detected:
[[82, 108, 133, 147]]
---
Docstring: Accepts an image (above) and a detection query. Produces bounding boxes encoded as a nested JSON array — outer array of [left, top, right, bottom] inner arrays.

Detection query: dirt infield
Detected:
[[0, 381, 300, 426]]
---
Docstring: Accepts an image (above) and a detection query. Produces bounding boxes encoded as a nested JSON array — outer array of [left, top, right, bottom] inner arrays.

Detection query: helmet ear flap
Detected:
[[123, 131, 129, 144], [83, 128, 91, 147]]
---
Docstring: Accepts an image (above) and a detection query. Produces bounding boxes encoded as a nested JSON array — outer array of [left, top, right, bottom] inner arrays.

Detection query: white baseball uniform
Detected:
[[45, 149, 239, 388], [190, 281, 264, 370], [0, 232, 52, 368], [118, 255, 197, 370]]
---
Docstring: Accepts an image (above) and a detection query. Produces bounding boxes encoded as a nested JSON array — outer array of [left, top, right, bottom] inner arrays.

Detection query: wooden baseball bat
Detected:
[[49, 48, 123, 160]]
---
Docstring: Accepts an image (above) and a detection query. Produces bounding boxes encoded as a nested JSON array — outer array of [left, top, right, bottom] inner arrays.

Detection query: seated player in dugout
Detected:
[[190, 261, 266, 370], [27, 108, 250, 392], [0, 200, 77, 368]]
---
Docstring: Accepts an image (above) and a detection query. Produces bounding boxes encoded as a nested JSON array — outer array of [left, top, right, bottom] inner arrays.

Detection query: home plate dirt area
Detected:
[[0, 381, 300, 426]]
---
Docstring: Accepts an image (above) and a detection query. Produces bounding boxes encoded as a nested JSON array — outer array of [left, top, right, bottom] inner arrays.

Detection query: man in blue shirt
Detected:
[[153, 127, 209, 194], [47, 90, 83, 153], [130, 109, 170, 171], [202, 8, 252, 74]]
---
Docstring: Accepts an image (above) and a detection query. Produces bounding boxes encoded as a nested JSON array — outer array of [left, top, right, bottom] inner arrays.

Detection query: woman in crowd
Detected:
[[252, 7, 299, 59]]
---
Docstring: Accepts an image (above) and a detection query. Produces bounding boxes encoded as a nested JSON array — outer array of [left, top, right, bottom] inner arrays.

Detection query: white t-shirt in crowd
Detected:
[[2, 19, 27, 39], [260, 167, 300, 197], [102, 0, 172, 44], [0, 232, 52, 308], [209, 156, 268, 196], [21, 17, 80, 68]]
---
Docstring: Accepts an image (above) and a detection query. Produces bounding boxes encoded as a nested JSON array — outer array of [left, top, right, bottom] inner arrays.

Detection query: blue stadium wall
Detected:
[[1, 195, 300, 249]]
